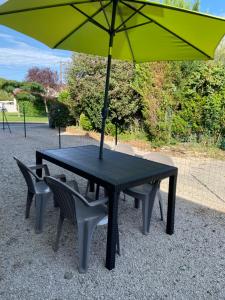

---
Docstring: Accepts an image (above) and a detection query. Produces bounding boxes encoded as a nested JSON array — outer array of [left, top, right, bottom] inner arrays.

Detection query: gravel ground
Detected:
[[0, 125, 225, 300]]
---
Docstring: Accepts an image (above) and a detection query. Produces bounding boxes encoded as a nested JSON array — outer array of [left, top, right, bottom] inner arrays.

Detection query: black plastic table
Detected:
[[36, 145, 178, 270]]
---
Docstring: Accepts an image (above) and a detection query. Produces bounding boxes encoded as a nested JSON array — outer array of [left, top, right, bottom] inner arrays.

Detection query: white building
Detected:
[[0, 98, 18, 113]]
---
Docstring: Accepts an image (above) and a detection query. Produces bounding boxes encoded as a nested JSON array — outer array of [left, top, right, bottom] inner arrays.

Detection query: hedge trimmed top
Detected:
[[0, 0, 225, 62]]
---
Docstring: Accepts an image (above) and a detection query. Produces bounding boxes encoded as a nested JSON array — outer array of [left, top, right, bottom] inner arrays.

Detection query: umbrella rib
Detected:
[[0, 0, 109, 16], [117, 20, 152, 32], [121, 1, 212, 59], [118, 6, 135, 62], [71, 4, 109, 33], [115, 3, 146, 32], [53, 1, 111, 49], [100, 0, 110, 29]]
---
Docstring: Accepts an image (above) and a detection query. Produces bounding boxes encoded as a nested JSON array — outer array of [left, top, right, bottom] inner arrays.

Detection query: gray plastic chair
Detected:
[[124, 153, 174, 235], [44, 176, 120, 273], [14, 157, 66, 233]]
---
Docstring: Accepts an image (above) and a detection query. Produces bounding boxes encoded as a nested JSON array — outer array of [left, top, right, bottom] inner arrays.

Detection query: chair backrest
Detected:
[[114, 143, 135, 156], [143, 152, 174, 166], [14, 157, 37, 193], [44, 176, 83, 221]]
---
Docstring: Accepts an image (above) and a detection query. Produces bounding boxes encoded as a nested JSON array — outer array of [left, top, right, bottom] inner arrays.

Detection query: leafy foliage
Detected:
[[176, 62, 225, 142], [79, 113, 93, 131], [1, 80, 46, 116], [66, 54, 140, 132], [0, 89, 13, 101], [158, 0, 200, 10], [26, 67, 59, 89], [48, 100, 74, 128], [60, 50, 225, 149]]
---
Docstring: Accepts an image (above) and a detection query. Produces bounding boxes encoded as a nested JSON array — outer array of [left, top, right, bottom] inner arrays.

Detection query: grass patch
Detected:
[[118, 131, 148, 142], [2, 113, 48, 123], [65, 126, 225, 159]]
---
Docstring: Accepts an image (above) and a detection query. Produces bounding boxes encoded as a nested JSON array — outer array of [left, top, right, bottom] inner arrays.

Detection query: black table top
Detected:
[[37, 145, 177, 191]]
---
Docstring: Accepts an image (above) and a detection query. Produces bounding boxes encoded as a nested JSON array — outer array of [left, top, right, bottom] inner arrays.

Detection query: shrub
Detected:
[[18, 100, 46, 117], [48, 100, 74, 128], [219, 137, 225, 150], [171, 114, 190, 141], [105, 121, 116, 136], [66, 54, 141, 132], [79, 113, 93, 131]]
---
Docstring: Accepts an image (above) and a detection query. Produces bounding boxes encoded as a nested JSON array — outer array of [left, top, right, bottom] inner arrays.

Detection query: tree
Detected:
[[177, 62, 225, 142], [0, 89, 13, 101], [26, 67, 59, 114], [0, 77, 7, 88], [1, 80, 46, 116], [26, 67, 59, 89], [131, 0, 201, 144], [66, 54, 141, 134], [215, 39, 225, 64], [159, 0, 200, 10]]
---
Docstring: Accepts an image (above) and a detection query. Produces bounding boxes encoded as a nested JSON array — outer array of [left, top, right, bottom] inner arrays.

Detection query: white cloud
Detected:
[[0, 32, 71, 67]]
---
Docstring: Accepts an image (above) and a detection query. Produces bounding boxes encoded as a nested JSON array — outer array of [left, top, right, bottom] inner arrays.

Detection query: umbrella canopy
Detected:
[[0, 0, 225, 157]]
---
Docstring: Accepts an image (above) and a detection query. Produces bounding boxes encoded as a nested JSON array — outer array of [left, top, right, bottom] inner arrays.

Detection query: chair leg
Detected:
[[157, 190, 164, 221], [146, 196, 156, 233], [85, 181, 90, 197], [25, 192, 34, 219], [77, 220, 96, 273], [53, 214, 64, 252], [116, 223, 120, 256], [95, 184, 100, 200], [134, 198, 140, 209], [146, 185, 158, 233], [35, 194, 47, 234], [104, 188, 108, 197], [142, 199, 149, 235], [142, 185, 158, 235]]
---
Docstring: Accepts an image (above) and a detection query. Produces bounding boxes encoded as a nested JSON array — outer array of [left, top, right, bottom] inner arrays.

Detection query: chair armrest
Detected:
[[86, 197, 108, 207], [70, 186, 108, 207], [53, 174, 66, 182], [29, 164, 50, 176], [27, 167, 43, 181]]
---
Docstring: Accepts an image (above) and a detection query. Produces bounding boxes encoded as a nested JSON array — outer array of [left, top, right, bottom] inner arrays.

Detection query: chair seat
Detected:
[[35, 181, 51, 195], [125, 183, 153, 200], [76, 201, 107, 223]]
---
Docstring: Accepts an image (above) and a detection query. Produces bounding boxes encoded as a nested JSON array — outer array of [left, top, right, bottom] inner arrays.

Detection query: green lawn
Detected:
[[2, 113, 48, 123]]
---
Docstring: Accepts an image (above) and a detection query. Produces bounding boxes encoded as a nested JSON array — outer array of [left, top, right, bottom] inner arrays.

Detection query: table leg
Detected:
[[36, 152, 43, 178], [106, 189, 119, 270], [166, 173, 177, 235], [89, 181, 95, 193]]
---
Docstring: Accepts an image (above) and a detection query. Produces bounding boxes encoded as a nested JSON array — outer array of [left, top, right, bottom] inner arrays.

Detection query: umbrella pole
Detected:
[[99, 0, 118, 160]]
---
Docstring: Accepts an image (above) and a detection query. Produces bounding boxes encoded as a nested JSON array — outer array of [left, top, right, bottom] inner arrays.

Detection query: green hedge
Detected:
[[18, 98, 46, 117], [48, 100, 74, 128]]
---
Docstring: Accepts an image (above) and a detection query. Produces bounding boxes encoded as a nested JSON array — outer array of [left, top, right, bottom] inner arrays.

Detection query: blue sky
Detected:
[[0, 0, 224, 81]]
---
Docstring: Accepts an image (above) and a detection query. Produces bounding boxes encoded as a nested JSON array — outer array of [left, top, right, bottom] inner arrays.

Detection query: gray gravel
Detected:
[[0, 125, 225, 300]]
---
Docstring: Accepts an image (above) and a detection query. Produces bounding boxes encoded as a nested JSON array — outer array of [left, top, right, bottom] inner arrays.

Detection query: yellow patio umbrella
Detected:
[[0, 0, 224, 158]]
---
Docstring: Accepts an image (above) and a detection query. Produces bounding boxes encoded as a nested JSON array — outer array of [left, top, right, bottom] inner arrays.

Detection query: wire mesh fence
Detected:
[[1, 123, 224, 212], [160, 156, 225, 212]]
